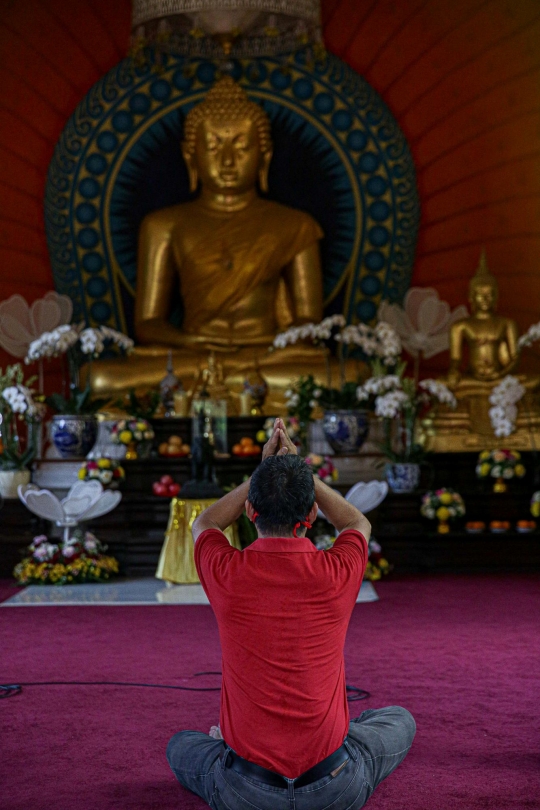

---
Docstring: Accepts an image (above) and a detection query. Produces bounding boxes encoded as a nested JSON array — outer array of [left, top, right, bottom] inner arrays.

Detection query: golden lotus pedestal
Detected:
[[425, 379, 540, 453], [155, 497, 241, 584]]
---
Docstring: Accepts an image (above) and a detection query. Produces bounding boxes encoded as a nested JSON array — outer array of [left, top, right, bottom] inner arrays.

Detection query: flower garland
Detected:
[[14, 530, 119, 585], [488, 375, 526, 437]]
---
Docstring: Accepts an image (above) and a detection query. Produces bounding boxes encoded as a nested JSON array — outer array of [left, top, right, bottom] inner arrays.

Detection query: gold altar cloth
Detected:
[[155, 498, 241, 584]]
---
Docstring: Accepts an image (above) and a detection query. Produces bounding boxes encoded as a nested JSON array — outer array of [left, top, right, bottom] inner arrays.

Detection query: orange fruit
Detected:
[[240, 437, 254, 447], [158, 442, 169, 455], [232, 443, 243, 455]]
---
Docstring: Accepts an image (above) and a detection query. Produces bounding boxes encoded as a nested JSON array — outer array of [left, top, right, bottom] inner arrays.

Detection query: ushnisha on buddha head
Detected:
[[469, 250, 498, 315], [182, 76, 273, 195]]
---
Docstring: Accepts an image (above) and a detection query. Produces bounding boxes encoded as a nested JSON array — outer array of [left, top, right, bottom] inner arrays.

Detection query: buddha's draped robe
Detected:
[[171, 199, 323, 332]]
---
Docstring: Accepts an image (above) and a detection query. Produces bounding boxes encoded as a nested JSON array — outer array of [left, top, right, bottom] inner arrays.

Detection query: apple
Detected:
[[168, 483, 181, 496], [153, 482, 168, 496], [160, 475, 174, 486]]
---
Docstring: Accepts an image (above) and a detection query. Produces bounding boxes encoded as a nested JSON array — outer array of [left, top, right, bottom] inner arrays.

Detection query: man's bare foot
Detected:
[[209, 724, 222, 740]]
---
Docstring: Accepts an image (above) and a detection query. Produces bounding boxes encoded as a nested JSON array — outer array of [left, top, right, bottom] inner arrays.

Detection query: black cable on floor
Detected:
[[1, 673, 369, 701]]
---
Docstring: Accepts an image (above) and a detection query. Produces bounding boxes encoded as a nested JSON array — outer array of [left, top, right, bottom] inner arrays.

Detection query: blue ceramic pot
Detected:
[[51, 414, 98, 459], [385, 462, 421, 493], [322, 410, 369, 455]]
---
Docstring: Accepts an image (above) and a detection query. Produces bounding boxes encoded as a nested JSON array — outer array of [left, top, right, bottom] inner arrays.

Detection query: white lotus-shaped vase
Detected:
[[319, 480, 388, 521], [378, 287, 468, 359], [18, 480, 121, 542], [0, 291, 73, 358]]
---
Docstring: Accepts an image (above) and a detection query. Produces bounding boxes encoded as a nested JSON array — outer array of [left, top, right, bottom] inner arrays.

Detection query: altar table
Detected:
[[155, 498, 241, 584]]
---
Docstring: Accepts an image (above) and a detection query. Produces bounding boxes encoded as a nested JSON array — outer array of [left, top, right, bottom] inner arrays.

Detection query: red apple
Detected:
[[160, 475, 174, 486], [168, 483, 181, 497], [153, 482, 168, 496]]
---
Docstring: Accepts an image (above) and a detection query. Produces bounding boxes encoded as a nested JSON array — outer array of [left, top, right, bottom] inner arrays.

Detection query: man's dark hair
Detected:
[[248, 455, 315, 536]]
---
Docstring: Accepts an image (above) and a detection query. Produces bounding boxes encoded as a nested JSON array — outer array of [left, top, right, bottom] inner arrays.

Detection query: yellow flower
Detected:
[[331, 469, 339, 481], [531, 502, 540, 518], [515, 464, 526, 477], [117, 466, 125, 477], [440, 493, 453, 505], [480, 463, 490, 477], [436, 506, 450, 521], [136, 421, 147, 431], [256, 430, 267, 443], [78, 468, 86, 479], [513, 451, 521, 460], [97, 458, 111, 469], [119, 430, 132, 444], [479, 450, 491, 461]]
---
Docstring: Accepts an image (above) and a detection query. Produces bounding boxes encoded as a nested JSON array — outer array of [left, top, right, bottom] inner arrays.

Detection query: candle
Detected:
[[239, 391, 252, 416], [173, 390, 188, 417]]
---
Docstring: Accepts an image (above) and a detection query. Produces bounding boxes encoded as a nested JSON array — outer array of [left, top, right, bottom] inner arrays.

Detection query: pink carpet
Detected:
[[1, 575, 539, 810]]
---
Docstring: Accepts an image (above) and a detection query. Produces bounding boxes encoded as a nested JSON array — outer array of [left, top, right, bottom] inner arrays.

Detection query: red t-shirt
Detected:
[[194, 528, 368, 778]]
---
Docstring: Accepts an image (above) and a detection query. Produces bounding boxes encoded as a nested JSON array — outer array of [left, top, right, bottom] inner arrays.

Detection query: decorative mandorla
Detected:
[[18, 480, 121, 544], [378, 288, 468, 360]]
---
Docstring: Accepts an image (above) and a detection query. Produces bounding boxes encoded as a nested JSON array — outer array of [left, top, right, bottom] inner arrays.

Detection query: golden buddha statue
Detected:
[[426, 251, 540, 451], [90, 76, 339, 412]]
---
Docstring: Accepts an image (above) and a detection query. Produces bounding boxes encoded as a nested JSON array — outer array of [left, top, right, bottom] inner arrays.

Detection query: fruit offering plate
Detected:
[[516, 521, 537, 533]]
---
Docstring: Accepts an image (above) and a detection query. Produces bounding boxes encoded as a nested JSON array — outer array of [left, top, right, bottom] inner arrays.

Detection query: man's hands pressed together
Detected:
[[261, 418, 298, 460], [191, 417, 370, 543]]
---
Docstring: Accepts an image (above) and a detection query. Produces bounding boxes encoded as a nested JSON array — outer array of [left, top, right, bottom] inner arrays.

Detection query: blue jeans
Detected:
[[166, 706, 416, 809]]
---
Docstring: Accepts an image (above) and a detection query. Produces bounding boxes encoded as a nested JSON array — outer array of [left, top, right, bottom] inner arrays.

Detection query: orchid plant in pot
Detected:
[[25, 324, 133, 458], [0, 364, 40, 497], [275, 317, 402, 455], [356, 373, 457, 492]]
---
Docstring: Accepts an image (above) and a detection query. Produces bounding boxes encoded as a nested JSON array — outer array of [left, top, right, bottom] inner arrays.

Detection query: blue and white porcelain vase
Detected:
[[322, 410, 369, 455], [385, 462, 421, 493], [51, 414, 98, 459]]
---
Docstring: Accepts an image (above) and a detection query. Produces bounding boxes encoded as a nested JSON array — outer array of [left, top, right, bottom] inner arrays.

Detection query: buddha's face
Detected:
[[470, 283, 497, 314], [193, 117, 264, 194]]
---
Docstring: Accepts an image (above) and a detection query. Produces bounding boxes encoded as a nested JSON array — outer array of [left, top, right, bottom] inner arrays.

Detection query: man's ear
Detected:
[[307, 501, 319, 526], [182, 145, 198, 193], [246, 500, 257, 522], [258, 150, 273, 194]]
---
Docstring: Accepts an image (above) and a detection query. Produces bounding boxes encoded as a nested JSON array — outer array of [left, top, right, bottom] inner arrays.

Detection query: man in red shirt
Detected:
[[167, 419, 415, 809]]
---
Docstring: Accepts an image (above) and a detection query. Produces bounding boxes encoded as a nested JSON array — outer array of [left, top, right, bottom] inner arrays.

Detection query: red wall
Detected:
[[1, 0, 539, 374]]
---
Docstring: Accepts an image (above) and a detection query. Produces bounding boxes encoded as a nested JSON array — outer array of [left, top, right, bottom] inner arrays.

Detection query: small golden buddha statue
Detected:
[[90, 76, 337, 411], [447, 250, 519, 389], [426, 251, 540, 451]]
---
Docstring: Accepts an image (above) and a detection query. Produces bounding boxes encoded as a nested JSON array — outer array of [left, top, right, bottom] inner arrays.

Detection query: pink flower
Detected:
[[32, 534, 47, 546], [62, 546, 77, 558], [86, 460, 98, 470]]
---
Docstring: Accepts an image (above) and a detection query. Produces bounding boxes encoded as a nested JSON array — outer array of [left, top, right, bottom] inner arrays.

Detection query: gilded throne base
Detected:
[[425, 380, 540, 452]]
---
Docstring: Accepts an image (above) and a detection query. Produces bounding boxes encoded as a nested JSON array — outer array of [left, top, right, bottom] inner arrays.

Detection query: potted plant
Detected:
[[0, 364, 40, 498], [275, 317, 402, 455], [356, 373, 457, 493], [25, 323, 133, 458]]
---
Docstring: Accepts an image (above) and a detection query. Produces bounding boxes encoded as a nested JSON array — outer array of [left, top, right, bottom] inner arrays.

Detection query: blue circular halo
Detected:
[[45, 51, 419, 333]]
